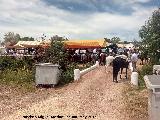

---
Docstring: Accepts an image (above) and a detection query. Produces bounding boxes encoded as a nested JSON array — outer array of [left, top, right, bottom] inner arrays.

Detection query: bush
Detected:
[[0, 68, 35, 92], [58, 69, 74, 85], [58, 63, 77, 85], [138, 64, 153, 89], [0, 56, 35, 91], [0, 56, 34, 71]]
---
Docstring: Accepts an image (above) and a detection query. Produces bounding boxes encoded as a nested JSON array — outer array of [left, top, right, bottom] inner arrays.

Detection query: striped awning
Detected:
[[64, 39, 106, 49], [14, 41, 42, 48]]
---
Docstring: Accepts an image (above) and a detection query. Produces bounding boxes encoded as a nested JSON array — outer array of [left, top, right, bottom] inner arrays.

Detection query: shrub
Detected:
[[58, 62, 79, 85], [0, 56, 35, 91], [0, 68, 35, 92], [0, 56, 34, 71], [58, 69, 74, 85], [44, 38, 68, 66], [138, 64, 153, 89]]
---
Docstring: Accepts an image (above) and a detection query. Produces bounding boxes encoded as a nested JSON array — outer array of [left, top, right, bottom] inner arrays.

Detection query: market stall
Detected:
[[64, 39, 107, 49]]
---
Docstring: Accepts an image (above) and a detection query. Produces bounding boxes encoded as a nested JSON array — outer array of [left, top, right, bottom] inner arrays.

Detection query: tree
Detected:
[[51, 35, 68, 41], [4, 32, 21, 46], [132, 39, 140, 48], [44, 35, 69, 69], [123, 41, 128, 44], [104, 38, 111, 43], [21, 37, 34, 41], [110, 37, 121, 44], [139, 8, 160, 63]]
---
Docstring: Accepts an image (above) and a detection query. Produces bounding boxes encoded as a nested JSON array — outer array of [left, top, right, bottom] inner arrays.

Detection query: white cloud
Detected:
[[112, 0, 151, 5], [0, 0, 157, 41]]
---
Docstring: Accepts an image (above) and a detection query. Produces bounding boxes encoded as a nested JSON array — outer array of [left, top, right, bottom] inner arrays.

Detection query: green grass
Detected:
[[138, 64, 153, 90], [0, 68, 36, 92]]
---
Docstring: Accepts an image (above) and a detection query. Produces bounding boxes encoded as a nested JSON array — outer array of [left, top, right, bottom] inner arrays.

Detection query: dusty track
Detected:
[[0, 66, 147, 120]]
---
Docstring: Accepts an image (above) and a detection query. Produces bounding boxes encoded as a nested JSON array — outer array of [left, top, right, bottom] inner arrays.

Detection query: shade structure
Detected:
[[125, 43, 134, 49], [14, 41, 42, 48], [64, 39, 106, 49], [117, 44, 125, 48], [13, 44, 26, 48]]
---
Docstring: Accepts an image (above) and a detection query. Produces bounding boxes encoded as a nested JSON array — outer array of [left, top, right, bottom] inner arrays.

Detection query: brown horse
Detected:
[[99, 53, 106, 66]]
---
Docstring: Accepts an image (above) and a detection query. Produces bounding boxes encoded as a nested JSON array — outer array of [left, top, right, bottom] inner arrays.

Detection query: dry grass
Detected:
[[122, 82, 149, 120], [119, 61, 149, 120]]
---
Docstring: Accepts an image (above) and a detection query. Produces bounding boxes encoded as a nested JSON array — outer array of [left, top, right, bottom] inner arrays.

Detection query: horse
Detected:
[[112, 55, 129, 83], [119, 58, 129, 80], [99, 52, 106, 66]]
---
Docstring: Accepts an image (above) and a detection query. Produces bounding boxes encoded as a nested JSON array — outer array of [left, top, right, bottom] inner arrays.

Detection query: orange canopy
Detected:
[[64, 39, 106, 49]]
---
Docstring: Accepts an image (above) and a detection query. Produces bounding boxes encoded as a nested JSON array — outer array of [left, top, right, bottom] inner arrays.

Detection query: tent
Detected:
[[117, 44, 125, 48], [13, 44, 26, 49], [14, 41, 42, 48], [125, 43, 134, 49], [64, 39, 106, 49]]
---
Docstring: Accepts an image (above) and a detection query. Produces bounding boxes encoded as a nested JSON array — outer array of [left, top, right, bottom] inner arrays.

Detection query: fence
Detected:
[[74, 61, 99, 80]]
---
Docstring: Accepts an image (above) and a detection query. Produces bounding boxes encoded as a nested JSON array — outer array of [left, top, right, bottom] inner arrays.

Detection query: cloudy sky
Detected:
[[0, 0, 159, 41]]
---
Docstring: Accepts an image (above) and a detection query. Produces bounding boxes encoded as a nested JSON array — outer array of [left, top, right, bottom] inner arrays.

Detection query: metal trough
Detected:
[[35, 63, 60, 87], [144, 75, 160, 120]]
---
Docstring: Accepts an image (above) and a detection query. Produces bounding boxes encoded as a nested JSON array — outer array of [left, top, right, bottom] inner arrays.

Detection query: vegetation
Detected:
[[0, 56, 35, 92], [44, 35, 68, 66], [0, 33, 93, 90], [139, 8, 160, 64], [43, 35, 76, 85], [2, 32, 35, 46], [110, 37, 121, 44], [3, 32, 21, 46], [137, 8, 160, 90], [122, 82, 148, 119], [0, 69, 35, 91], [138, 64, 153, 90], [21, 37, 34, 41]]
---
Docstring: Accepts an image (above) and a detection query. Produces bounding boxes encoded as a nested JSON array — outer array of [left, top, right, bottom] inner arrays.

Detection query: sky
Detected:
[[0, 0, 159, 42]]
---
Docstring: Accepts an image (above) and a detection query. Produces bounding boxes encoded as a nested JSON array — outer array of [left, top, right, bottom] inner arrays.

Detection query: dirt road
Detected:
[[1, 66, 142, 120]]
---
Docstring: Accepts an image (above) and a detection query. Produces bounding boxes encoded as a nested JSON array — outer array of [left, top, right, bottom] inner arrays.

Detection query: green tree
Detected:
[[139, 8, 160, 63], [4, 32, 21, 45], [44, 35, 68, 66], [110, 37, 121, 44], [132, 39, 140, 48], [21, 37, 34, 41], [123, 41, 128, 44], [104, 38, 111, 43]]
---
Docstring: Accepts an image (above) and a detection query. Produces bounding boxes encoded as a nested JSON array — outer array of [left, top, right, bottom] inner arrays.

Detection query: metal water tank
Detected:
[[35, 63, 60, 86]]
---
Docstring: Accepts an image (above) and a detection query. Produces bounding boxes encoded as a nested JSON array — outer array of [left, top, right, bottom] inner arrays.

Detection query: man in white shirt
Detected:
[[131, 51, 138, 72]]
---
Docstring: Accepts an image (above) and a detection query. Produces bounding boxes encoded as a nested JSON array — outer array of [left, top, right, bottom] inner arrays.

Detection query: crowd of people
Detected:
[[0, 45, 150, 83], [66, 47, 149, 83]]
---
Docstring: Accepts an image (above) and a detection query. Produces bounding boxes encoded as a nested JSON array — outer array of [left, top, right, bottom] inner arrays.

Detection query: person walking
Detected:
[[131, 50, 138, 72]]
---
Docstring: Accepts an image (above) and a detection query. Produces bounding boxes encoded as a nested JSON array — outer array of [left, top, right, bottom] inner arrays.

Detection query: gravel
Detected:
[[1, 66, 147, 120]]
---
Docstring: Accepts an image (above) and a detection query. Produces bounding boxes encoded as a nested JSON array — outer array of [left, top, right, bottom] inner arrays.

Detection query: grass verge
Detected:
[[122, 82, 148, 120], [0, 68, 36, 93]]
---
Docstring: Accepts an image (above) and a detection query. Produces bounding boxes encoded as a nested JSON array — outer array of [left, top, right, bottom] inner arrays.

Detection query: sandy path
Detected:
[[1, 66, 129, 120]]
